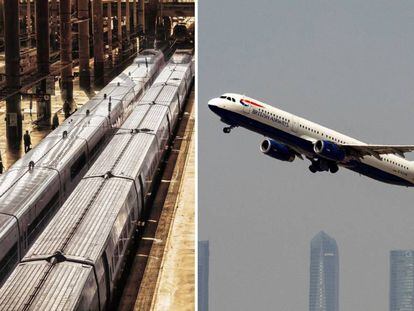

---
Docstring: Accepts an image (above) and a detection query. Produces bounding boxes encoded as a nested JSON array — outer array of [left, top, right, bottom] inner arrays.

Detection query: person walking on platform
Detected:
[[52, 113, 59, 130], [24, 131, 31, 153], [63, 100, 71, 119]]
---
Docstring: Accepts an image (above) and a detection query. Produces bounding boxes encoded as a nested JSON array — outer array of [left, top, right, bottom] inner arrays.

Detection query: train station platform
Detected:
[[148, 99, 195, 310], [0, 52, 138, 170], [0, 77, 95, 169]]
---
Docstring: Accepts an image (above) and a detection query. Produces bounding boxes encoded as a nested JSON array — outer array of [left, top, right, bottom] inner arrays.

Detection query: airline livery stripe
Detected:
[[241, 99, 264, 108]]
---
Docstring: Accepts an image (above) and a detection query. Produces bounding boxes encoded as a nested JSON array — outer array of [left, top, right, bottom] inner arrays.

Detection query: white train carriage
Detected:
[[0, 51, 193, 310], [151, 50, 194, 111], [0, 261, 97, 310], [10, 116, 169, 310], [0, 50, 165, 284]]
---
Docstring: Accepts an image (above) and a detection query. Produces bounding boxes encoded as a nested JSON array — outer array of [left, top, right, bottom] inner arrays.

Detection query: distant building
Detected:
[[198, 240, 209, 311], [309, 231, 339, 311], [390, 250, 414, 311]]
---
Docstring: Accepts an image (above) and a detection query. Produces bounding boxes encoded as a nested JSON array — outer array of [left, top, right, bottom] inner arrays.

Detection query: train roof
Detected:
[[134, 49, 164, 64], [169, 49, 193, 64], [24, 177, 135, 262], [152, 62, 192, 87], [140, 49, 162, 56], [85, 131, 157, 179], [0, 260, 93, 310], [0, 168, 59, 216]]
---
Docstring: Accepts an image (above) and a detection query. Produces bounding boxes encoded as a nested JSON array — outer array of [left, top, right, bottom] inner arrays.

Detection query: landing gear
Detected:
[[309, 165, 317, 173], [329, 163, 339, 173], [308, 158, 339, 174], [223, 126, 234, 133], [309, 159, 327, 173]]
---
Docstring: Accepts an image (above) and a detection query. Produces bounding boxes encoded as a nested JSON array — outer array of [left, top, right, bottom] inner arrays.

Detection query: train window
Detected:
[[90, 136, 105, 159], [27, 191, 60, 245], [220, 96, 226, 99], [232, 98, 235, 102], [102, 252, 112, 301], [70, 153, 87, 180], [0, 242, 18, 283]]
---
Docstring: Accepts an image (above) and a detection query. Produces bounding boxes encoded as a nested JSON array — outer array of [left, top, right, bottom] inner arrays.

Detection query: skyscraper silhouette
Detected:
[[198, 240, 209, 311], [309, 231, 339, 311], [390, 250, 414, 311]]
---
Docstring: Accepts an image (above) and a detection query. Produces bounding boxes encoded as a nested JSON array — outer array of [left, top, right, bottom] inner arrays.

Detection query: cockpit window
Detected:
[[220, 96, 236, 102]]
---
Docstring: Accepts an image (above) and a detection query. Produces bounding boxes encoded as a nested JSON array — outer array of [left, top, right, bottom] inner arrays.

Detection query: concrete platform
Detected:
[[0, 78, 96, 169], [148, 104, 195, 311]]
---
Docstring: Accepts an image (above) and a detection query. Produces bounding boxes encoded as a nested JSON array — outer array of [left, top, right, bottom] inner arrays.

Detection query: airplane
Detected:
[[208, 93, 414, 187]]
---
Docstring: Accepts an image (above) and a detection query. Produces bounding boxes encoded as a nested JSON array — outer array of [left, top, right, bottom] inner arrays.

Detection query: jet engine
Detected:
[[313, 140, 345, 162], [260, 139, 295, 162]]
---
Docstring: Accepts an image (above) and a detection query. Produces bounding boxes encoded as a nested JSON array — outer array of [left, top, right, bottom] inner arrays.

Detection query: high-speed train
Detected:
[[0, 50, 194, 310], [0, 49, 165, 284]]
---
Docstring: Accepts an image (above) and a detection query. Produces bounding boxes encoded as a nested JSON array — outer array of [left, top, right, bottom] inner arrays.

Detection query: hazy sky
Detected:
[[199, 1, 414, 310]]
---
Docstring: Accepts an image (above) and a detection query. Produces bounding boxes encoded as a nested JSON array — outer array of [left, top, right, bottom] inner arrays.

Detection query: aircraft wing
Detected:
[[339, 144, 414, 159]]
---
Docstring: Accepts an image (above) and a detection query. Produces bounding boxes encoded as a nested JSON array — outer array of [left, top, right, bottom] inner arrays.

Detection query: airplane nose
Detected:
[[208, 98, 221, 114], [208, 98, 217, 107]]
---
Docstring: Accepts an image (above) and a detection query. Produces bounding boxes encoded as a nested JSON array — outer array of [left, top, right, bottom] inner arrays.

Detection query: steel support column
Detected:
[[133, 0, 137, 34], [117, 0, 122, 51], [0, 1, 3, 40], [26, 0, 31, 42], [126, 0, 130, 40], [50, 0, 58, 50], [147, 0, 158, 36], [140, 0, 145, 33], [4, 0, 22, 144], [92, 0, 104, 86], [35, 0, 51, 121], [59, 0, 73, 102], [107, 3, 112, 56], [78, 0, 90, 88]]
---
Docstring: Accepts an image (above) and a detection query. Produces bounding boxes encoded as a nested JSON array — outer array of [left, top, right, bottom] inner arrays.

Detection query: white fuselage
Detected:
[[208, 93, 414, 186]]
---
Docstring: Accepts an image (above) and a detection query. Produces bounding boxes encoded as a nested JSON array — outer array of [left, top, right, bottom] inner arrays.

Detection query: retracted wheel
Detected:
[[329, 164, 339, 173], [309, 165, 317, 173]]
